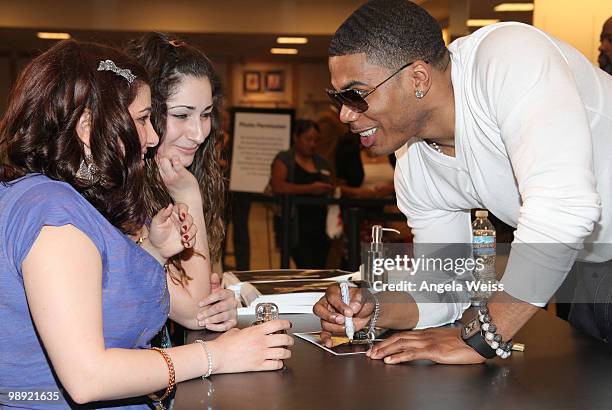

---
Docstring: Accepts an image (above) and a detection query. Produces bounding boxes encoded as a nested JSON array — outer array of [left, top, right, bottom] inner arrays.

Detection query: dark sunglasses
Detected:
[[326, 60, 425, 113]]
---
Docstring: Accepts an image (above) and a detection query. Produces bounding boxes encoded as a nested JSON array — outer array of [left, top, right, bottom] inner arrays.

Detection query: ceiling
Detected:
[[0, 28, 336, 62], [0, 0, 534, 62]]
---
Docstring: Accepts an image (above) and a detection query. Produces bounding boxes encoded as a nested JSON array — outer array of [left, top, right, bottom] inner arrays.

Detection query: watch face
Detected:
[[462, 318, 481, 339]]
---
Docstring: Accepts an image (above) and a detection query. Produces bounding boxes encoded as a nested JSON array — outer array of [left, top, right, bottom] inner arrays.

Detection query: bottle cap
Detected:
[[255, 303, 279, 322], [475, 210, 489, 218]]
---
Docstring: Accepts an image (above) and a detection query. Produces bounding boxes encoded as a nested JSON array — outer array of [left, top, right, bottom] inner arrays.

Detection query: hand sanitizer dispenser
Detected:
[[362, 225, 399, 287]]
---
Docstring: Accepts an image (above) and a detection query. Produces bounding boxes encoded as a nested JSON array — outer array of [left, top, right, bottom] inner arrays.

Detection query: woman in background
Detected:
[[0, 40, 292, 409], [271, 119, 334, 268], [127, 33, 236, 332]]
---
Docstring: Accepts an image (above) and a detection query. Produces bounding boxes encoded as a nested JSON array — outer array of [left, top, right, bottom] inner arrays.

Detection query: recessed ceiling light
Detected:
[[37, 32, 71, 40], [276, 37, 308, 44], [467, 19, 500, 27], [271, 48, 298, 55], [494, 3, 535, 12]]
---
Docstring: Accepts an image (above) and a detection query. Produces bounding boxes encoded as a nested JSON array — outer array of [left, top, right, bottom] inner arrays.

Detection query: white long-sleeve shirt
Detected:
[[395, 22, 612, 328]]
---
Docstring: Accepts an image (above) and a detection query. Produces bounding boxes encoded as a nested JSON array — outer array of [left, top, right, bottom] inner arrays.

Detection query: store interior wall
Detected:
[[534, 0, 612, 64], [3, 1, 610, 116]]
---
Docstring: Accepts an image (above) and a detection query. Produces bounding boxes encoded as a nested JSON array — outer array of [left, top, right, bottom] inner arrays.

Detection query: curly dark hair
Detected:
[[126, 32, 226, 279], [329, 0, 448, 70], [0, 40, 149, 235]]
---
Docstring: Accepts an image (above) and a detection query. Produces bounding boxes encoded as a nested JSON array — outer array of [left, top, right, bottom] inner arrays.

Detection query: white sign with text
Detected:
[[229, 111, 291, 193]]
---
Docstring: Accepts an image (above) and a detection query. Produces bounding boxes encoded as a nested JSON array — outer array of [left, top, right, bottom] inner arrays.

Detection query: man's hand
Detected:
[[367, 327, 486, 365], [312, 284, 376, 347]]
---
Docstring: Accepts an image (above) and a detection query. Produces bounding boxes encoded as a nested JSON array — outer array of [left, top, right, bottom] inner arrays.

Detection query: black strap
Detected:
[[463, 331, 497, 359]]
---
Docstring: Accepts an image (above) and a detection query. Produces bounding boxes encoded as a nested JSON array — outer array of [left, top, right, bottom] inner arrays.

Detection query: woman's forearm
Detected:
[[167, 192, 212, 328], [71, 343, 211, 404], [271, 180, 315, 195], [340, 185, 374, 198]]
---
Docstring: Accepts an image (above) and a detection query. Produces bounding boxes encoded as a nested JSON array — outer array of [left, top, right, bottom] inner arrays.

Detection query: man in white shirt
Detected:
[[313, 0, 612, 363]]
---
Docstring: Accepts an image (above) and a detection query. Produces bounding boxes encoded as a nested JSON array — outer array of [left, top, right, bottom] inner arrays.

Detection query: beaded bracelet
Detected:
[[477, 305, 513, 359], [194, 339, 213, 378], [149, 347, 176, 407]]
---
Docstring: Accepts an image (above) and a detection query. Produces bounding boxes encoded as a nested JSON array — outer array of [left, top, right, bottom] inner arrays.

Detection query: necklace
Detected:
[[430, 141, 442, 154]]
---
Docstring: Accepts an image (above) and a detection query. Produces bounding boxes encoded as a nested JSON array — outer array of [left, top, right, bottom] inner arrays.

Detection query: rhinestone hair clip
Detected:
[[97, 59, 136, 84]]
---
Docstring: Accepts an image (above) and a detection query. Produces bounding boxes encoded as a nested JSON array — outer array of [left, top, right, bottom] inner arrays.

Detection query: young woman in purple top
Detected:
[[0, 40, 292, 409]]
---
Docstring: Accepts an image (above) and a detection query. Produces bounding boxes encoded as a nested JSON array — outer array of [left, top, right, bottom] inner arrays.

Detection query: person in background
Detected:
[[214, 108, 251, 272], [218, 109, 234, 269], [314, 106, 347, 267], [270, 119, 334, 268], [338, 144, 394, 199], [334, 134, 407, 268], [334, 131, 364, 193], [127, 33, 237, 333], [0, 40, 292, 409], [215, 107, 251, 272], [214, 107, 252, 271], [599, 16, 612, 75], [218, 110, 231, 172], [228, 115, 253, 271]]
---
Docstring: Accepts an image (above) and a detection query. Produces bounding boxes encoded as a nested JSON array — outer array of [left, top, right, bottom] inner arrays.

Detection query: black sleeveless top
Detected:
[[293, 162, 328, 235]]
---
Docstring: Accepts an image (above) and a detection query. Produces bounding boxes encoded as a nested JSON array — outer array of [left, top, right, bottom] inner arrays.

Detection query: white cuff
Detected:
[[412, 291, 470, 329]]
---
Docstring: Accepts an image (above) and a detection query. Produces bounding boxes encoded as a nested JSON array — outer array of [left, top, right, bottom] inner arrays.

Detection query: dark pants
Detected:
[[568, 260, 612, 343], [291, 230, 329, 269]]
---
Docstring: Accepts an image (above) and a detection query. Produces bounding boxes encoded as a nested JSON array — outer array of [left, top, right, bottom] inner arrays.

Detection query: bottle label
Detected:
[[473, 235, 495, 249]]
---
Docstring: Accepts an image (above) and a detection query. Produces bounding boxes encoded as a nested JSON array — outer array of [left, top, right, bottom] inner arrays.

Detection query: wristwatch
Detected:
[[461, 317, 497, 359]]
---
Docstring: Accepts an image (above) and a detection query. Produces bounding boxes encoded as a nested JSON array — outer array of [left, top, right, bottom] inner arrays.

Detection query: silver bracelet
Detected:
[[194, 339, 213, 378], [367, 292, 380, 340]]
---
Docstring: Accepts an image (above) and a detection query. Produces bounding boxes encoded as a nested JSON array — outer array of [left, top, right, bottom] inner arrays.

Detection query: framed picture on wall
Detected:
[[264, 71, 284, 92], [243, 71, 261, 92]]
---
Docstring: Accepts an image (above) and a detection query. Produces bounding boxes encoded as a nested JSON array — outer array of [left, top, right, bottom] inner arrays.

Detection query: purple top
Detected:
[[0, 175, 169, 409]]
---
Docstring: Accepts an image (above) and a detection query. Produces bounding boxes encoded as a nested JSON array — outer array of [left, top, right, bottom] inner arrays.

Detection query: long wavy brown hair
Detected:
[[126, 32, 226, 284], [0, 40, 149, 235]]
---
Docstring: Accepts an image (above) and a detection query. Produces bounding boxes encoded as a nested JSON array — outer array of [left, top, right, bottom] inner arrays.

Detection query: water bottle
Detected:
[[471, 210, 496, 306]]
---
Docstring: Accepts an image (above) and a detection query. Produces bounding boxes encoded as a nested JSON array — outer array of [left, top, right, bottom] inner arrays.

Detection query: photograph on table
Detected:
[[295, 332, 386, 356]]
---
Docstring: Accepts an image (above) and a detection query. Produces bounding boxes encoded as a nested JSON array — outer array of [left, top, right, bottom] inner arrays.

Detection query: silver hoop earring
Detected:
[[415, 89, 425, 99]]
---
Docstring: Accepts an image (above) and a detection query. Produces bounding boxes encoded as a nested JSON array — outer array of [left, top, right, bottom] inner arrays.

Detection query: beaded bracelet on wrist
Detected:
[[194, 339, 213, 378], [477, 304, 513, 359]]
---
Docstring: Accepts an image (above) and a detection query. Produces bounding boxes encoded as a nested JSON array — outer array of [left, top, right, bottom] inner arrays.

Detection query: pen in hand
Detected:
[[340, 282, 355, 342]]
